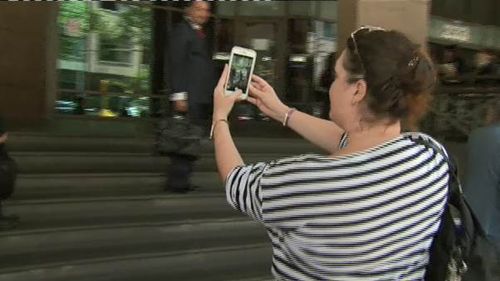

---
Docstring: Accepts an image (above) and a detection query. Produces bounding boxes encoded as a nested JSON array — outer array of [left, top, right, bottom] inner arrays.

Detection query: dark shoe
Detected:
[[0, 214, 19, 231], [186, 185, 200, 191], [165, 185, 199, 193], [171, 188, 191, 194], [165, 186, 192, 193]]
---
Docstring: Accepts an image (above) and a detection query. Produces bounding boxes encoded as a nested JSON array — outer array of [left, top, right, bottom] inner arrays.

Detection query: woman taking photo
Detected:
[[212, 27, 448, 280]]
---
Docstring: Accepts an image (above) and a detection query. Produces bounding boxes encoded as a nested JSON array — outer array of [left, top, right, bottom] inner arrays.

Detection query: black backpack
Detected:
[[417, 138, 486, 281]]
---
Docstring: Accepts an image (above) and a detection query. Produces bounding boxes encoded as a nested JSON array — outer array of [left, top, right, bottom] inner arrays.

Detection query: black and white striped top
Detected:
[[225, 132, 449, 281]]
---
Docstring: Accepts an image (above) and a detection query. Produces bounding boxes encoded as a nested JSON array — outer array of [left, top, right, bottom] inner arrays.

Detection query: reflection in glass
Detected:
[[56, 2, 153, 118], [239, 1, 285, 17], [244, 23, 277, 87], [319, 1, 338, 21], [216, 1, 236, 17], [216, 19, 235, 53], [98, 36, 133, 65], [289, 1, 316, 17]]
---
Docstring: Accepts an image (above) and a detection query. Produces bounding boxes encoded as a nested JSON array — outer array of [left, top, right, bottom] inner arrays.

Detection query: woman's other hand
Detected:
[[248, 74, 290, 123], [213, 64, 243, 120]]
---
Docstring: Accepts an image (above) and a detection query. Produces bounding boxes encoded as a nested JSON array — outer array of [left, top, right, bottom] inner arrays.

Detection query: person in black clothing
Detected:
[[319, 53, 336, 119], [462, 100, 500, 281], [0, 118, 19, 230], [166, 1, 215, 193], [475, 49, 497, 76], [437, 45, 466, 83], [474, 49, 499, 85], [319, 52, 337, 90]]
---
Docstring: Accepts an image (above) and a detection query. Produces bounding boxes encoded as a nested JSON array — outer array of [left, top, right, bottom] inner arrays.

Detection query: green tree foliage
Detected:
[[58, 2, 152, 94], [58, 1, 90, 61], [89, 4, 151, 46], [59, 2, 151, 60], [58, 1, 90, 34], [119, 6, 152, 46]]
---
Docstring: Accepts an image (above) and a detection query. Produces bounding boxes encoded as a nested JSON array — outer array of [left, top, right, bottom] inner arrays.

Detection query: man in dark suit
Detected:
[[0, 117, 19, 230], [166, 1, 215, 193]]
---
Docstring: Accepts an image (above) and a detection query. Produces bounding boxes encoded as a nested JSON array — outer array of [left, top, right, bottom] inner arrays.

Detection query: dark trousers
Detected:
[[189, 103, 212, 130], [166, 154, 195, 190], [0, 148, 17, 218], [166, 103, 210, 190], [0, 149, 16, 201]]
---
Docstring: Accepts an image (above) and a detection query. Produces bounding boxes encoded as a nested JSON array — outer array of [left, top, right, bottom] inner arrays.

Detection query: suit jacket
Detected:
[[168, 19, 215, 106]]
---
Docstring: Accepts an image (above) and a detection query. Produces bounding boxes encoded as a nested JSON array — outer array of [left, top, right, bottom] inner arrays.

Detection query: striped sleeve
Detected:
[[225, 162, 270, 222]]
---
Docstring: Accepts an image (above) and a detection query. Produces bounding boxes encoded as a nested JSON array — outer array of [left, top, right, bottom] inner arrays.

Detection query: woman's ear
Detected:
[[352, 79, 367, 104]]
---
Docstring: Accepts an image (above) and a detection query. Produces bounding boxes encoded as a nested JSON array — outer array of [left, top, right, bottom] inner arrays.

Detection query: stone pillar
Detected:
[[338, 0, 430, 53], [0, 3, 59, 126]]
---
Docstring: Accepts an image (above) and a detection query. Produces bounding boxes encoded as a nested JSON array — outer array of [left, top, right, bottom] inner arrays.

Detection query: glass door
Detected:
[[235, 19, 285, 96]]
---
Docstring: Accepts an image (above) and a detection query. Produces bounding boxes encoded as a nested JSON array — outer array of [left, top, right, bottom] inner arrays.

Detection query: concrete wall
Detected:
[[338, 0, 359, 54], [0, 3, 59, 125], [338, 0, 430, 53]]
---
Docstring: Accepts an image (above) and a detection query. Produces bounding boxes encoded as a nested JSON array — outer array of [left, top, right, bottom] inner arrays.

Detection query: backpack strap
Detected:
[[414, 136, 484, 256]]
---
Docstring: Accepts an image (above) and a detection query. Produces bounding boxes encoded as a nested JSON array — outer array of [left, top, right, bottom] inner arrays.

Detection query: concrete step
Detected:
[[13, 172, 221, 200], [0, 243, 272, 281], [8, 134, 154, 153], [0, 218, 268, 271], [235, 277, 275, 281], [10, 152, 292, 174], [8, 134, 317, 154], [237, 277, 274, 281], [4, 194, 243, 231]]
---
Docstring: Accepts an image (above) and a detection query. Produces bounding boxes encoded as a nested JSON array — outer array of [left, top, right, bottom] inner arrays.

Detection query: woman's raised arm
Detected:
[[248, 75, 344, 153]]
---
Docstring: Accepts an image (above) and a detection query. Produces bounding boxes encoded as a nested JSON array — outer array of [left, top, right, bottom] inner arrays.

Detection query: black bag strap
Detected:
[[413, 136, 484, 255]]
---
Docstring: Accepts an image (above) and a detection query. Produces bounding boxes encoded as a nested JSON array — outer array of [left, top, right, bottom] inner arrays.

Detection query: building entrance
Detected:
[[235, 19, 285, 96]]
